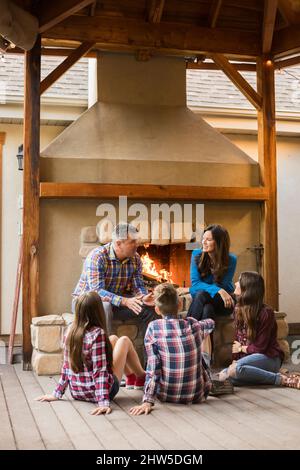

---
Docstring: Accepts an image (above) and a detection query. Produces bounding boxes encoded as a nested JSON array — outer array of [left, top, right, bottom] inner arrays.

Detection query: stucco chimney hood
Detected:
[[41, 53, 255, 167]]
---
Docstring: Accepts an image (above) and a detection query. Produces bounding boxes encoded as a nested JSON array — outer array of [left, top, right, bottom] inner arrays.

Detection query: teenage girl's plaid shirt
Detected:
[[73, 243, 147, 306], [143, 317, 215, 405], [53, 327, 114, 407]]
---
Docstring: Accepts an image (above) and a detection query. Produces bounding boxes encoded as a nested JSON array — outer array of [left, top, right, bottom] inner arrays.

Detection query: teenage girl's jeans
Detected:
[[221, 353, 282, 386]]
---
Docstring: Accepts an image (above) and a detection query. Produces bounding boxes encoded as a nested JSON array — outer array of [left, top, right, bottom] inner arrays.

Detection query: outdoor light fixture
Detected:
[[16, 144, 23, 171]]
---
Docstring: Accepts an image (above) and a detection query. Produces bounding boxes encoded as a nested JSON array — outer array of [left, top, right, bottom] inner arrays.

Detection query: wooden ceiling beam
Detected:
[[43, 16, 261, 57], [263, 0, 278, 54], [38, 0, 95, 33], [40, 41, 95, 94], [275, 54, 300, 69], [187, 62, 256, 72], [210, 53, 262, 110], [148, 0, 165, 23], [272, 24, 300, 58], [208, 0, 223, 28]]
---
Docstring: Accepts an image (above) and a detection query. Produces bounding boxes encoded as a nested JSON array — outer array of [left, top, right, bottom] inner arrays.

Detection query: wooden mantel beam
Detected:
[[263, 0, 278, 54], [38, 0, 95, 33], [210, 53, 262, 110], [40, 183, 269, 202], [40, 41, 95, 94], [43, 16, 261, 57]]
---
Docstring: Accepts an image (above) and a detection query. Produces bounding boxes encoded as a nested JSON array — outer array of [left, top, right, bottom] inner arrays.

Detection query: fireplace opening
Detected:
[[137, 243, 191, 289]]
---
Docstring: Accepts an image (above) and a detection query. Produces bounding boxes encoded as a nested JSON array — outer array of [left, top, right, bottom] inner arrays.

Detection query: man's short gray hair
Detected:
[[112, 223, 139, 241]]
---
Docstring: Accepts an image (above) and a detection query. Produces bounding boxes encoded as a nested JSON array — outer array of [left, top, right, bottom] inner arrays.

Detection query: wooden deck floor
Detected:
[[1, 364, 300, 450]]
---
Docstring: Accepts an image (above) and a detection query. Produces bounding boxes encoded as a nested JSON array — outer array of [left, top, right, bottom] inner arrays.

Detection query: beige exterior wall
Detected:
[[0, 123, 64, 334]]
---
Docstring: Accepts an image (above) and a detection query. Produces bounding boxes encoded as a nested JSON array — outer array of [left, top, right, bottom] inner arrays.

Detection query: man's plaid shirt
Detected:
[[53, 327, 114, 407], [143, 316, 215, 405], [73, 242, 147, 306]]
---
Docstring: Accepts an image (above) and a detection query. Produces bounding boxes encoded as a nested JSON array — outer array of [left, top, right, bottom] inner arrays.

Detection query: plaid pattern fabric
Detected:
[[53, 327, 114, 407], [143, 316, 215, 405], [73, 242, 147, 306]]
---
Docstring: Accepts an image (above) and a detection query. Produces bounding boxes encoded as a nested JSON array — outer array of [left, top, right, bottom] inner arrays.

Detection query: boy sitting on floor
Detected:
[[130, 283, 226, 416]]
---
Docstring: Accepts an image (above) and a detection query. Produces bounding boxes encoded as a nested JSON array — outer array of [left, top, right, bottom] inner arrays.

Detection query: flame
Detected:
[[141, 251, 173, 283]]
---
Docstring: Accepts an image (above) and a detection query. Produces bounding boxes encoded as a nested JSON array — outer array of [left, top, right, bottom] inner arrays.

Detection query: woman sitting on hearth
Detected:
[[179, 224, 237, 322]]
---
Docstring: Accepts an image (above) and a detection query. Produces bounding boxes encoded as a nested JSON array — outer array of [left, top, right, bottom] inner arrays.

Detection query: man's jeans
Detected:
[[71, 297, 158, 335], [221, 353, 282, 386]]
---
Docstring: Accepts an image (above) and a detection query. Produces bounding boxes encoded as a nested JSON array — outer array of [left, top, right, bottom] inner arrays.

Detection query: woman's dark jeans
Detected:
[[187, 290, 234, 321]]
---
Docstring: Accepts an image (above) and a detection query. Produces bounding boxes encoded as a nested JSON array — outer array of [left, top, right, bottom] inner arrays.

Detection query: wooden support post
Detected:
[[22, 37, 41, 370], [257, 57, 279, 310]]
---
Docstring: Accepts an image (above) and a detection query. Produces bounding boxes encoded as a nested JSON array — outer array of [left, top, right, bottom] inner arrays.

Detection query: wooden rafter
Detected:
[[40, 41, 95, 94], [210, 53, 262, 110], [263, 0, 278, 54], [187, 62, 256, 72], [148, 0, 165, 23], [208, 0, 223, 28], [38, 0, 95, 33], [39, 183, 269, 202], [272, 25, 300, 58], [275, 54, 300, 69], [43, 16, 261, 57]]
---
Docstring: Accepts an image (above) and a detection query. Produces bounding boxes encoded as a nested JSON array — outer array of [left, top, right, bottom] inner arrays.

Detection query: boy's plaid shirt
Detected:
[[53, 327, 114, 407], [73, 242, 147, 305], [143, 317, 215, 405]]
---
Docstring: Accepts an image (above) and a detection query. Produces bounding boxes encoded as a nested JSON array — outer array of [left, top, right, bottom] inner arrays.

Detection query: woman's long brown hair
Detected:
[[67, 291, 113, 373], [197, 224, 230, 284], [235, 271, 265, 342]]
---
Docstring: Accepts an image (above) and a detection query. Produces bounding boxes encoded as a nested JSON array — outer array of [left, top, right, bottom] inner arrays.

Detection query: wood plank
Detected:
[[148, 0, 165, 23], [210, 53, 262, 110], [14, 365, 74, 450], [118, 388, 196, 450], [40, 41, 95, 94], [53, 376, 159, 450], [35, 374, 103, 450], [38, 0, 95, 33], [0, 365, 45, 449], [39, 182, 269, 201], [22, 37, 41, 370], [216, 388, 300, 449], [162, 399, 254, 450], [44, 16, 261, 57], [257, 57, 279, 309], [0, 369, 16, 450], [263, 0, 278, 54]]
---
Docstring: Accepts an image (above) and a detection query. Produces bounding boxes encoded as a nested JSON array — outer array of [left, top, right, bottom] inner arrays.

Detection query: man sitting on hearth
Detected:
[[72, 222, 158, 335]]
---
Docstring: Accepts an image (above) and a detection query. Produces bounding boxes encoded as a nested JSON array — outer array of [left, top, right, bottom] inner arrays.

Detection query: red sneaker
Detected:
[[135, 374, 146, 390], [125, 373, 136, 389]]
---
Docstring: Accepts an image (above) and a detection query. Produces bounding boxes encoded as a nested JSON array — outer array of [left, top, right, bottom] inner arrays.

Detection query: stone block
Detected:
[[32, 315, 65, 326], [31, 324, 63, 353], [79, 244, 99, 259], [278, 339, 290, 361], [32, 349, 63, 375], [62, 313, 74, 326], [81, 226, 98, 243]]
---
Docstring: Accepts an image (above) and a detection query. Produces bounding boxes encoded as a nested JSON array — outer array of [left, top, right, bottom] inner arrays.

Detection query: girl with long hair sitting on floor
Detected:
[[36, 291, 146, 415], [219, 271, 300, 389]]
